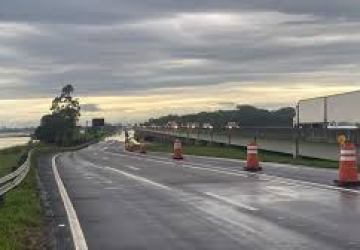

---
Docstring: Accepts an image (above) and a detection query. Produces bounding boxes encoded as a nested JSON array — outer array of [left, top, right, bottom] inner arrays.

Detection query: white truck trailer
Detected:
[[296, 90, 360, 128]]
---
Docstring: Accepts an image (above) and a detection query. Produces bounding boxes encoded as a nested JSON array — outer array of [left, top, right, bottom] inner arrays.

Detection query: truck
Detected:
[[296, 90, 360, 128]]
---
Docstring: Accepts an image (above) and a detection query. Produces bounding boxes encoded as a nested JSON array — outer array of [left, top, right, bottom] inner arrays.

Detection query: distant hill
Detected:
[[143, 105, 295, 128]]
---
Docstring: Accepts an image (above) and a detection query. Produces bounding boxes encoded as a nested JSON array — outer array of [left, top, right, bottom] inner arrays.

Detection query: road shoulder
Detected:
[[37, 153, 75, 250]]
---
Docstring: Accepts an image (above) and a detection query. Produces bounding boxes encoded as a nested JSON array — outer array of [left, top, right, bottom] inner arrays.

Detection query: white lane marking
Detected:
[[175, 154, 339, 174], [98, 180, 113, 184], [124, 165, 140, 171], [97, 150, 360, 195], [52, 155, 88, 250], [123, 154, 360, 195], [85, 155, 259, 213], [104, 187, 122, 190], [204, 192, 259, 211], [183, 164, 248, 177], [259, 173, 360, 195], [104, 166, 172, 191], [265, 186, 299, 199], [105, 151, 248, 177]]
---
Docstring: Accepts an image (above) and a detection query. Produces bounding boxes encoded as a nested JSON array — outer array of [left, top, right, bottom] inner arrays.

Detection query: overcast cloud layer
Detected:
[[1, 0, 360, 126]]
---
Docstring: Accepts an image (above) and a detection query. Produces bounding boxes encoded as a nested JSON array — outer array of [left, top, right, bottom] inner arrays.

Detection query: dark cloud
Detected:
[[1, 0, 360, 100]]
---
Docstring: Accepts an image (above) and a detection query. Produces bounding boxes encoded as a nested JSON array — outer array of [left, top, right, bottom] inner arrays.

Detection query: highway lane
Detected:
[[107, 146, 357, 188], [55, 141, 360, 249]]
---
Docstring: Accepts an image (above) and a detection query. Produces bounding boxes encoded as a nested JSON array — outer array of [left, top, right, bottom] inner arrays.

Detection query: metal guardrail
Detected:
[[0, 150, 32, 196]]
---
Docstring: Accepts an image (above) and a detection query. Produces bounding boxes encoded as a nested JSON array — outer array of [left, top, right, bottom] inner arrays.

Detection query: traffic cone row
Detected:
[[129, 135, 359, 189]]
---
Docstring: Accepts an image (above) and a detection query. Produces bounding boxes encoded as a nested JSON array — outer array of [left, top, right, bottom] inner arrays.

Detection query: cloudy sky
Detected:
[[1, 0, 360, 127]]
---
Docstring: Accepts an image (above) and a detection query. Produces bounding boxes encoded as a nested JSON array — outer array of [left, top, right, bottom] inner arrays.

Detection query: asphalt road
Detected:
[[53, 140, 360, 250]]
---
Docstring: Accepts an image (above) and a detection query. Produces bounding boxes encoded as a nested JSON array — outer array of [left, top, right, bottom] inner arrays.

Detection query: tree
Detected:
[[35, 84, 81, 145], [143, 105, 296, 128], [51, 84, 80, 122]]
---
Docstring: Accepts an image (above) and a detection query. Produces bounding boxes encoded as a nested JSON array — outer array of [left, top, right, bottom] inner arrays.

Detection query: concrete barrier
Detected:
[[136, 128, 360, 161]]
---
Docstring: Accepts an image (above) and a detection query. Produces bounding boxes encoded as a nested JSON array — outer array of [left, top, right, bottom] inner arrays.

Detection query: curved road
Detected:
[[50, 140, 360, 249]]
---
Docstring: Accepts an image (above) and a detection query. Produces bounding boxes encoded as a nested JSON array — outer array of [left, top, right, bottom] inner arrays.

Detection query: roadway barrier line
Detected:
[[52, 154, 88, 250], [180, 154, 339, 173], [104, 150, 360, 195]]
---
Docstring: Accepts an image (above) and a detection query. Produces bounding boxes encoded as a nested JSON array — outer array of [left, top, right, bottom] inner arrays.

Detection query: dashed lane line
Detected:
[[104, 166, 172, 191], [204, 192, 259, 211]]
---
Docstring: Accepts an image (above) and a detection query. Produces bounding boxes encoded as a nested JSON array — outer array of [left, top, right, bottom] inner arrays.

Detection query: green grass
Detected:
[[0, 146, 46, 250], [148, 142, 340, 169], [0, 146, 27, 178]]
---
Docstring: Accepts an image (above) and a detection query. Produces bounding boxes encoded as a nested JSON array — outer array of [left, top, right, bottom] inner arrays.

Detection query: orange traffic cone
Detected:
[[244, 142, 262, 171], [172, 139, 184, 160], [334, 143, 359, 187]]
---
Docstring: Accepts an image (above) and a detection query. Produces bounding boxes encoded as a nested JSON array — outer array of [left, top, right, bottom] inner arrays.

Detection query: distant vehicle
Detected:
[[226, 121, 239, 129], [202, 123, 213, 129], [187, 122, 200, 129], [296, 90, 360, 129], [166, 121, 178, 129]]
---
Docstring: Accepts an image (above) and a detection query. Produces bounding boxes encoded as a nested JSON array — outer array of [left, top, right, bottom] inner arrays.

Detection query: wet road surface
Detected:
[[52, 141, 360, 249]]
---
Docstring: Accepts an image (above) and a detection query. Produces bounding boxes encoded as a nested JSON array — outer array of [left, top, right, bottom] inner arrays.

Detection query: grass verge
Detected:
[[0, 141, 98, 249], [0, 146, 46, 250], [148, 142, 340, 169]]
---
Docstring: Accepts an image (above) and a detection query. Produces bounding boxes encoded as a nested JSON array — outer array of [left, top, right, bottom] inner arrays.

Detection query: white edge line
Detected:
[[52, 154, 88, 250]]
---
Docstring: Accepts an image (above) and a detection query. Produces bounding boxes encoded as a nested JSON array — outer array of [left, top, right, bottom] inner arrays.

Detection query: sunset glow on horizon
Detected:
[[1, 1, 360, 126]]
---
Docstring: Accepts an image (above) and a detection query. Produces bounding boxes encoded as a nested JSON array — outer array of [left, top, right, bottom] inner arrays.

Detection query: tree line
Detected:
[[143, 105, 295, 129]]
